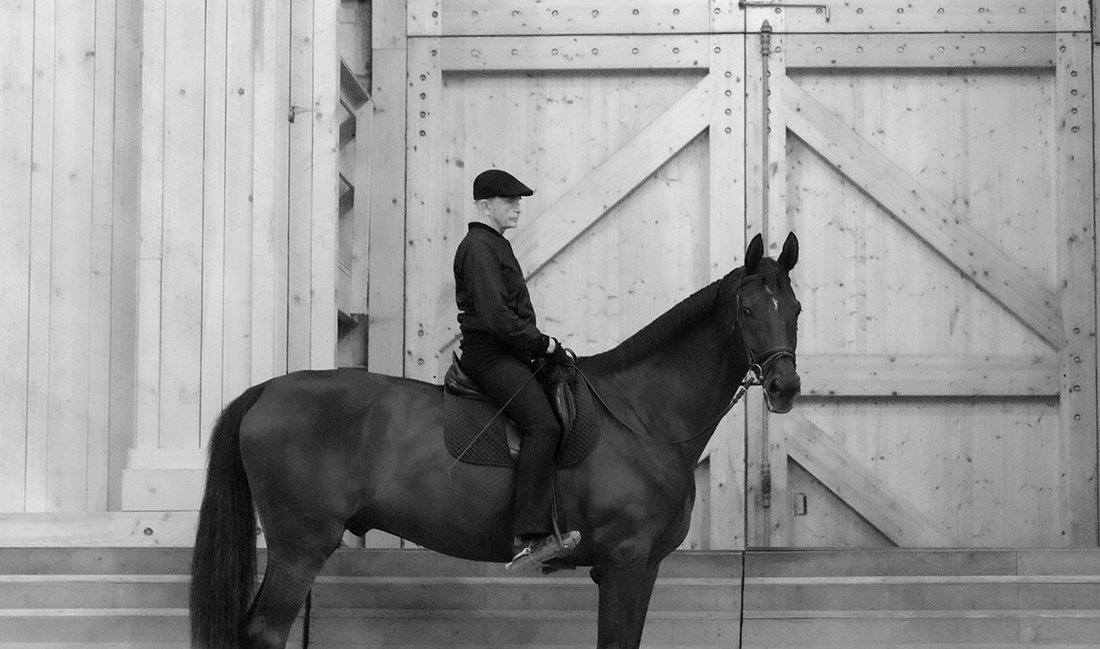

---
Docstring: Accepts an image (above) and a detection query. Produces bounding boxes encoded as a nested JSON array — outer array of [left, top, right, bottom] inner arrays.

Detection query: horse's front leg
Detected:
[[591, 562, 661, 649]]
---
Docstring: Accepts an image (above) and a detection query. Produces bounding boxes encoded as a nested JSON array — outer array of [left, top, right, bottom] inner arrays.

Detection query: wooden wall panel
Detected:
[[108, 0, 142, 511], [0, 0, 35, 511], [88, 0, 119, 512], [159, 1, 206, 450], [287, 0, 315, 373], [0, 0, 141, 513], [221, 0, 256, 398], [793, 400, 1062, 547], [1054, 33, 1097, 545], [123, 0, 340, 510], [309, 0, 340, 370], [25, 0, 57, 513], [200, 0, 228, 446], [47, 2, 97, 511], [785, 70, 1055, 358], [753, 25, 1095, 548]]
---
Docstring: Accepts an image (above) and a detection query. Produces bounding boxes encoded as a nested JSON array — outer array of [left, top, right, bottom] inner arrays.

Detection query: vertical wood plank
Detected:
[[200, 0, 228, 447], [222, 0, 255, 399], [25, 0, 57, 512], [251, 0, 278, 383], [273, 0, 292, 376], [0, 0, 35, 511], [109, 0, 143, 509], [135, 0, 165, 452], [48, 1, 97, 510], [87, 0, 118, 511], [287, 0, 315, 372], [251, 0, 291, 382], [366, 40, 408, 375], [707, 33, 748, 551], [407, 0, 442, 36], [1056, 33, 1097, 545], [405, 37, 445, 381], [310, 0, 339, 370], [159, 0, 206, 450]]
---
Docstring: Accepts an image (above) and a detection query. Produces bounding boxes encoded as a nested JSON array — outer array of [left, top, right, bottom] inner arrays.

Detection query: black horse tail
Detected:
[[190, 382, 267, 648]]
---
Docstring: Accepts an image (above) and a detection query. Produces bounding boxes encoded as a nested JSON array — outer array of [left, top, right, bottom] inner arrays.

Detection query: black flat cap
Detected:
[[473, 169, 534, 200]]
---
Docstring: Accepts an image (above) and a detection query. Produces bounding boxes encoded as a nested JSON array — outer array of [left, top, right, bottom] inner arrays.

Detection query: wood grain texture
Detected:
[[1054, 34, 1097, 545], [782, 412, 952, 547], [782, 74, 1064, 349], [0, 0, 34, 511]]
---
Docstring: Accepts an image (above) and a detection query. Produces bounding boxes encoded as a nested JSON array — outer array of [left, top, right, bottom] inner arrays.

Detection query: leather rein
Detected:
[[578, 272, 795, 446]]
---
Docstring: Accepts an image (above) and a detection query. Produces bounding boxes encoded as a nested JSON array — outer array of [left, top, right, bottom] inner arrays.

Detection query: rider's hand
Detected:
[[545, 337, 575, 365]]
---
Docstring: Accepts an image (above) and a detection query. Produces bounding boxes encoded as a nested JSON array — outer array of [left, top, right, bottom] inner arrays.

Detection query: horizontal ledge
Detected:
[[797, 354, 1060, 397], [785, 33, 1056, 68], [745, 609, 1100, 619], [439, 35, 710, 71]]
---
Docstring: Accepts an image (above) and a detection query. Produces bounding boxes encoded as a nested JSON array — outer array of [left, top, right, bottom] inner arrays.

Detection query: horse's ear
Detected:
[[744, 233, 764, 273], [778, 232, 799, 271]]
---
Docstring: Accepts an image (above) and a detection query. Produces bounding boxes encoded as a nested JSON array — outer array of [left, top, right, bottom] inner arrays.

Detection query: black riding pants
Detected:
[[460, 343, 560, 538]]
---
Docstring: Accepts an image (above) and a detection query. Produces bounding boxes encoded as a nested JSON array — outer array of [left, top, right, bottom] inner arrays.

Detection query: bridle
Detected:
[[580, 270, 797, 445], [734, 273, 796, 407]]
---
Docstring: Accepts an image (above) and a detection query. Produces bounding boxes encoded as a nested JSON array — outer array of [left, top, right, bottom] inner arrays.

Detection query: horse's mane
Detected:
[[583, 268, 740, 373]]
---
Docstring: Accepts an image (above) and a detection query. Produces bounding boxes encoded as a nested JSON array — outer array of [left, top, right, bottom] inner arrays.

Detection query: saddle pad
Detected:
[[443, 370, 599, 469]]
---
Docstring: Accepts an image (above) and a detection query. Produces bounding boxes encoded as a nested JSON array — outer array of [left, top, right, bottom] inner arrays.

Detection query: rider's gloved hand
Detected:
[[544, 337, 576, 365]]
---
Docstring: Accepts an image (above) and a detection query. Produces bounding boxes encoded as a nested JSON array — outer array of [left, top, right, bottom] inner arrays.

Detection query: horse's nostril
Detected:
[[768, 374, 801, 396]]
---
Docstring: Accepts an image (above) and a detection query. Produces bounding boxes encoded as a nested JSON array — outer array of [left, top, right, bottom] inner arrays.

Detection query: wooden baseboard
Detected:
[[0, 513, 404, 549]]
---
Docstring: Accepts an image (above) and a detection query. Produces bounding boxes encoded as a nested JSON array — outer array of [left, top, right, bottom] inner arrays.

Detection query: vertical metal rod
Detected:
[[758, 21, 773, 513]]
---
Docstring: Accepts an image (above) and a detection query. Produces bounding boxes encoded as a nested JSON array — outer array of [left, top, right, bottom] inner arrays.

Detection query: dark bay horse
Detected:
[[190, 232, 801, 649]]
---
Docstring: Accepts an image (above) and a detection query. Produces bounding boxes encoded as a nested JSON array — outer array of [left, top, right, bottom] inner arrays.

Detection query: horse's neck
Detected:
[[592, 316, 749, 462]]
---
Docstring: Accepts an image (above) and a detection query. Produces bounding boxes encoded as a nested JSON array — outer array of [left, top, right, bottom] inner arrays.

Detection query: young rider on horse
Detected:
[[453, 169, 579, 567]]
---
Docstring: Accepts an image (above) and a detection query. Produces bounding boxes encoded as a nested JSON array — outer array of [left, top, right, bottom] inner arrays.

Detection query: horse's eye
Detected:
[[740, 306, 752, 318]]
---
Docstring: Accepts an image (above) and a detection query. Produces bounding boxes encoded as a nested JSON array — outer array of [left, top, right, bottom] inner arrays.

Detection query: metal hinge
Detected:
[[738, 1, 831, 22]]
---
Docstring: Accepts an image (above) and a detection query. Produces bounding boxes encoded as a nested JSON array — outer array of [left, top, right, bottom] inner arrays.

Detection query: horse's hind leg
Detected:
[[243, 533, 342, 649]]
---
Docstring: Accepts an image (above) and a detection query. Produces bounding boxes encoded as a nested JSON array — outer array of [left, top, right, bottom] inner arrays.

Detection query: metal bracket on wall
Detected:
[[738, 1, 831, 22], [288, 104, 317, 123]]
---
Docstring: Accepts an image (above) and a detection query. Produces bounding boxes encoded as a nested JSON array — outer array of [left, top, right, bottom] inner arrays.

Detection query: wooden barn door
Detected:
[[741, 1, 1097, 549], [386, 0, 1097, 550]]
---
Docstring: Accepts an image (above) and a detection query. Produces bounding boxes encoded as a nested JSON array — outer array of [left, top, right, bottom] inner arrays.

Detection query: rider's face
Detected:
[[481, 196, 523, 232]]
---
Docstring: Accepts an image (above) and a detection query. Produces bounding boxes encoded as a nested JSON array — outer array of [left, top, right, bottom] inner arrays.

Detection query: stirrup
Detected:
[[505, 530, 581, 571]]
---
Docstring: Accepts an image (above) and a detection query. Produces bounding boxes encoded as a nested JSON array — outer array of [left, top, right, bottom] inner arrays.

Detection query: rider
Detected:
[[454, 168, 578, 566]]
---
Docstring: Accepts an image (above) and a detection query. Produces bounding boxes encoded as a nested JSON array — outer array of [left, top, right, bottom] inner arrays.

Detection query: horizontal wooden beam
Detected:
[[746, 0, 1087, 33], [781, 75, 1066, 350], [785, 33, 1056, 69], [440, 1, 714, 36], [781, 412, 953, 547], [439, 34, 709, 71], [798, 354, 1061, 398]]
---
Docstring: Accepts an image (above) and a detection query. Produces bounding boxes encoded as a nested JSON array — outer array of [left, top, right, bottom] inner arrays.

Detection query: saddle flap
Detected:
[[444, 352, 492, 400]]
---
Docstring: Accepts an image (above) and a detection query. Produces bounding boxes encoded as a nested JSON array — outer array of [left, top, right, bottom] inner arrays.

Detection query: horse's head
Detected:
[[725, 232, 801, 413]]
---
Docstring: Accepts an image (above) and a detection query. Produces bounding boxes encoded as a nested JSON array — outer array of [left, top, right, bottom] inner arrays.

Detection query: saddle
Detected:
[[442, 353, 598, 469]]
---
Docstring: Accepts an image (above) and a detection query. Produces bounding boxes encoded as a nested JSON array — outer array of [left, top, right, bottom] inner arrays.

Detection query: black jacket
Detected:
[[454, 222, 550, 357]]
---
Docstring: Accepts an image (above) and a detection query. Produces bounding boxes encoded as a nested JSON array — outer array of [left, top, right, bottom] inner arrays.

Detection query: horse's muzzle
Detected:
[[762, 361, 800, 414]]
